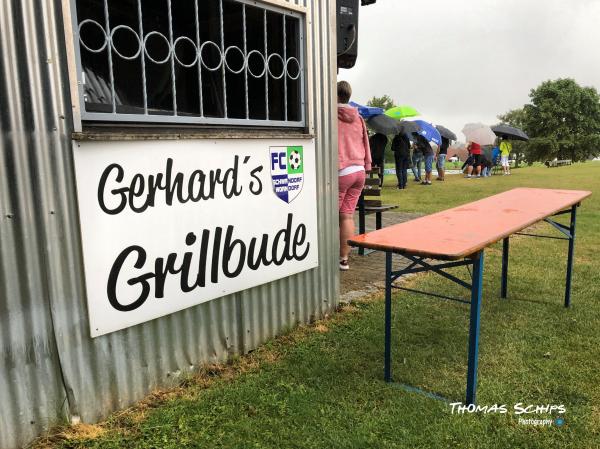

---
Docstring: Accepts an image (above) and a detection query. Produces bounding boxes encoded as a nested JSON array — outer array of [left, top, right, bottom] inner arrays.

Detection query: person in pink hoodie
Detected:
[[337, 81, 372, 271]]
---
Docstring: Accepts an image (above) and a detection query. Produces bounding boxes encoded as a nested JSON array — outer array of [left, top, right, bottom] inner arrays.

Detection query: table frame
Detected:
[[382, 203, 580, 406]]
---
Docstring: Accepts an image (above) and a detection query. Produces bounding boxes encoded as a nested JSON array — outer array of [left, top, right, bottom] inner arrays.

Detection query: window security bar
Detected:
[[73, 0, 305, 127]]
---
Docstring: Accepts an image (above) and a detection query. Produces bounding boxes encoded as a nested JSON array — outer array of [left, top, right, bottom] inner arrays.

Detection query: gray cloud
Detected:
[[340, 0, 600, 141]]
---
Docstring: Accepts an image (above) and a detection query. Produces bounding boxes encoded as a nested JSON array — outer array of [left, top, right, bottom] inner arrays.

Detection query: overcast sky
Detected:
[[339, 0, 600, 142]]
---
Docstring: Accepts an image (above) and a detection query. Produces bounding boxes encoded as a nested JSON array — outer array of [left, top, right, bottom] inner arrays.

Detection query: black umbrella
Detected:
[[435, 125, 457, 141], [366, 114, 401, 135], [397, 120, 420, 136], [491, 124, 529, 141]]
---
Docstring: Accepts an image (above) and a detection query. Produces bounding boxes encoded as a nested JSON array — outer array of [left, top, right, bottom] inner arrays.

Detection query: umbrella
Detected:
[[366, 114, 421, 136], [412, 119, 442, 146], [349, 101, 384, 119], [366, 114, 403, 135], [397, 120, 420, 136], [384, 105, 420, 120], [435, 125, 457, 141], [462, 123, 497, 145], [491, 124, 529, 141]]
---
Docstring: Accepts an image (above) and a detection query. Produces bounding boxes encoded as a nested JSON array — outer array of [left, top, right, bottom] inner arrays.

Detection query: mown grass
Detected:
[[46, 162, 600, 449]]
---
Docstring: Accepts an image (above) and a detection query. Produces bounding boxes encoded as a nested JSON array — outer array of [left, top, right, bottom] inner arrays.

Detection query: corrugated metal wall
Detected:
[[0, 0, 338, 448]]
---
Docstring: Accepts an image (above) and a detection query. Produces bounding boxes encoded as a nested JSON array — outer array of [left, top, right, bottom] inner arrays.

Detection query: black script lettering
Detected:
[[293, 224, 310, 260], [196, 229, 210, 288], [211, 227, 222, 284], [129, 173, 147, 213], [249, 165, 263, 195], [271, 214, 293, 265], [164, 158, 189, 205], [222, 156, 243, 198], [247, 234, 273, 270], [106, 214, 312, 310], [188, 170, 205, 202], [97, 157, 246, 215], [154, 252, 184, 298], [107, 245, 151, 311], [180, 232, 198, 292], [147, 172, 166, 206], [222, 226, 246, 278], [98, 163, 127, 215]]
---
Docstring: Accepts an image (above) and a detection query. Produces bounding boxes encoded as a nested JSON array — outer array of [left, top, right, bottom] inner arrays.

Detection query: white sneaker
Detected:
[[339, 259, 349, 271]]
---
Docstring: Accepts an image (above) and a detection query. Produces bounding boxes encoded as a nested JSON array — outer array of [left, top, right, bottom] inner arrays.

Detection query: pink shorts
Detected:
[[338, 171, 365, 214]]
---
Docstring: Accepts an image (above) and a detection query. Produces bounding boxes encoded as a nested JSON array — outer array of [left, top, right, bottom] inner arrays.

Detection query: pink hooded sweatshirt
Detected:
[[338, 104, 372, 172]]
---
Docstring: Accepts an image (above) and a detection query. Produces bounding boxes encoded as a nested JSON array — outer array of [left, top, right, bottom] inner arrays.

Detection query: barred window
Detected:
[[72, 0, 305, 127]]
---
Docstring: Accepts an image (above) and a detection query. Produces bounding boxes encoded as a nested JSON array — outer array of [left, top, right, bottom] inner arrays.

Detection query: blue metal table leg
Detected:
[[565, 205, 578, 308], [501, 237, 509, 299], [466, 251, 484, 406], [384, 251, 392, 382]]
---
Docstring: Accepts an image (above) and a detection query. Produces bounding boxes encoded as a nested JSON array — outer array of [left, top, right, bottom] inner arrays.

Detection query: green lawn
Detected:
[[47, 163, 600, 449]]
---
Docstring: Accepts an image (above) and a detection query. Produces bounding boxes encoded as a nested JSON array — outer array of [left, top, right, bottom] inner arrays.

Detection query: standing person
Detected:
[[465, 141, 482, 178], [369, 133, 388, 187], [411, 141, 423, 182], [436, 136, 450, 181], [337, 81, 371, 271], [392, 133, 411, 189], [415, 134, 434, 185], [500, 137, 513, 175]]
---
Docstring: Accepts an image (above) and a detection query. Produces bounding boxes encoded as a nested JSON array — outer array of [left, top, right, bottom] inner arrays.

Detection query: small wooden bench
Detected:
[[356, 169, 398, 255], [545, 159, 572, 167]]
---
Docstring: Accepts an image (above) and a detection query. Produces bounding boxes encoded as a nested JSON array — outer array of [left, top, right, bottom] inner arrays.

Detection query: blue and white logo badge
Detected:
[[270, 146, 304, 203]]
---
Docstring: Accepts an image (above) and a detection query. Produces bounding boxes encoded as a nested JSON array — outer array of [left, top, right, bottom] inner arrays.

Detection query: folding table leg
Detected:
[[466, 251, 484, 406], [565, 205, 578, 308], [358, 205, 366, 256], [501, 237, 509, 299], [384, 251, 393, 382]]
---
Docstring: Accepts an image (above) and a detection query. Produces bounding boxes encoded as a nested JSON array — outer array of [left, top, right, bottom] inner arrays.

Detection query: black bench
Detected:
[[356, 169, 398, 255]]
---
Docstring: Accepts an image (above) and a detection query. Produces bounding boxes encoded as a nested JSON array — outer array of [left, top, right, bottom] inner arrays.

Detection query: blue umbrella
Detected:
[[349, 101, 384, 119], [412, 120, 442, 146]]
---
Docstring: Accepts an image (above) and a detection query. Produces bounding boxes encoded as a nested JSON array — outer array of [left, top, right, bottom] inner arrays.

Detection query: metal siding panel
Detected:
[[0, 0, 336, 447], [0, 1, 71, 447]]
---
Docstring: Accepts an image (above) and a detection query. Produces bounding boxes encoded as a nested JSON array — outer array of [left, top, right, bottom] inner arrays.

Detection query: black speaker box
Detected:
[[336, 0, 359, 69]]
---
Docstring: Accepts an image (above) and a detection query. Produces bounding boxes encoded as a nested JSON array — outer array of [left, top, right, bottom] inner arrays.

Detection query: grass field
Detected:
[[45, 163, 600, 449]]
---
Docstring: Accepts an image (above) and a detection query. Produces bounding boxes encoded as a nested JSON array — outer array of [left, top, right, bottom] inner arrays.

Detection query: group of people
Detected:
[[370, 133, 451, 188], [336, 80, 450, 271], [462, 138, 513, 178]]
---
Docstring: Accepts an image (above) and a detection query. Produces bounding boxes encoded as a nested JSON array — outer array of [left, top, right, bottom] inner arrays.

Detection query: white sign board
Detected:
[[73, 139, 319, 337]]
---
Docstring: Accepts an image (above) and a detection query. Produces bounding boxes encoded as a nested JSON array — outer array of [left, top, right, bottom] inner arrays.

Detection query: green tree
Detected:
[[367, 95, 395, 111], [497, 108, 527, 129], [498, 79, 600, 163]]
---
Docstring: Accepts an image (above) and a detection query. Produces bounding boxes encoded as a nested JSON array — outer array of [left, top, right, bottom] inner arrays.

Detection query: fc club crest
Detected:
[[270, 146, 304, 203]]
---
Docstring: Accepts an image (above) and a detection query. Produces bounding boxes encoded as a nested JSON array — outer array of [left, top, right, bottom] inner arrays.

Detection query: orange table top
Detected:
[[349, 188, 592, 260]]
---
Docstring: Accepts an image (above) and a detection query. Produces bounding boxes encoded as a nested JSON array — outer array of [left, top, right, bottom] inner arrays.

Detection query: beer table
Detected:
[[348, 188, 591, 405]]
